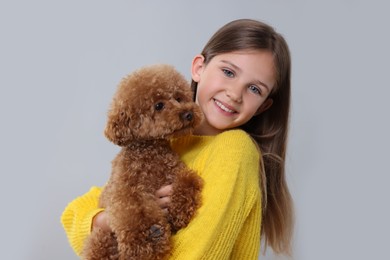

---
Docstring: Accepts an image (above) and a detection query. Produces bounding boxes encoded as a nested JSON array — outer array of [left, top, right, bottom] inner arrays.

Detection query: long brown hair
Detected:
[[191, 19, 294, 255]]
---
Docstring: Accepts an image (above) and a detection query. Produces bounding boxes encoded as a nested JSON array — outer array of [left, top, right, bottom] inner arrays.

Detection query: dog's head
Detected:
[[104, 64, 203, 146]]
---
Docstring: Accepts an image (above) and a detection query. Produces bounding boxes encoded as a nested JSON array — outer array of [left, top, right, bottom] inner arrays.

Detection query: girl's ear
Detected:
[[256, 98, 273, 115], [191, 55, 205, 82]]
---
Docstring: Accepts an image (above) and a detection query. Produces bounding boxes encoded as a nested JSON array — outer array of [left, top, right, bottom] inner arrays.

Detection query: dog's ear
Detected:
[[104, 108, 132, 146]]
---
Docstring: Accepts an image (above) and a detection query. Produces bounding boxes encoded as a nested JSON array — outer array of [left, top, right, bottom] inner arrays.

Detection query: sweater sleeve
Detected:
[[60, 186, 104, 256], [169, 130, 262, 259], [230, 197, 262, 259]]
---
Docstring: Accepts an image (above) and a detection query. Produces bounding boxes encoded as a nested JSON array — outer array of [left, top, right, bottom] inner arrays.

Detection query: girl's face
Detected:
[[191, 50, 276, 135]]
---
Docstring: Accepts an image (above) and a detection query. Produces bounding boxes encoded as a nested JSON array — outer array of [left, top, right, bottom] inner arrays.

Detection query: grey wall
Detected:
[[1, 1, 389, 259]]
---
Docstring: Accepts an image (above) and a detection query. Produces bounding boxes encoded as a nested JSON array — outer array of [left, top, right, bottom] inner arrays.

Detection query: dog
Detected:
[[82, 64, 203, 260]]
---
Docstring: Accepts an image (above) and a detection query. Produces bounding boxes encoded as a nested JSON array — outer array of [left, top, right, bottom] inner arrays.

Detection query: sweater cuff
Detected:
[[73, 208, 105, 256]]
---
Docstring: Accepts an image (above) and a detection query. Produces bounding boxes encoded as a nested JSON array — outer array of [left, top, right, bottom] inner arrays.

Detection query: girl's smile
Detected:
[[213, 98, 237, 114], [191, 50, 275, 135]]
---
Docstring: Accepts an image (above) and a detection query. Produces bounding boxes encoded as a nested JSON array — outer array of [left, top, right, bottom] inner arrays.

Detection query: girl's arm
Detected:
[[61, 186, 104, 256], [170, 131, 262, 259], [61, 185, 173, 256]]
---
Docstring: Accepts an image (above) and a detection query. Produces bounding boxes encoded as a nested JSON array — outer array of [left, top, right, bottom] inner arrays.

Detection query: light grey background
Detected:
[[1, 1, 389, 259]]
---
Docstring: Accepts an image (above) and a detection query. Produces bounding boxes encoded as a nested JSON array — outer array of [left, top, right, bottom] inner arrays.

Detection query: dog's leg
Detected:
[[168, 168, 203, 232], [110, 194, 172, 260], [82, 228, 118, 260]]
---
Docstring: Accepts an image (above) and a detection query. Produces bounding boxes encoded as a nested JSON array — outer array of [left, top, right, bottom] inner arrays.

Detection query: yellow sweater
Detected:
[[61, 129, 262, 259]]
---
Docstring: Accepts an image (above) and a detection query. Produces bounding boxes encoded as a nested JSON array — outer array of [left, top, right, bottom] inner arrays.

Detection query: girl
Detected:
[[61, 18, 294, 259]]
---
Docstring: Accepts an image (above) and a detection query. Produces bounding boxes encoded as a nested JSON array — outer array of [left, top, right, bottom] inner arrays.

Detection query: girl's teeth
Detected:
[[214, 100, 235, 113]]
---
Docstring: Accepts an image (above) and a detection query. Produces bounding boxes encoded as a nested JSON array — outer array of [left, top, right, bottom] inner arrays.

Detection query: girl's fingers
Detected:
[[156, 185, 172, 215], [92, 211, 112, 232], [157, 196, 171, 208], [155, 184, 173, 198]]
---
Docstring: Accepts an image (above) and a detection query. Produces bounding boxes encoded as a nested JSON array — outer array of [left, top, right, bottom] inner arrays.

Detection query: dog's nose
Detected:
[[180, 111, 193, 121]]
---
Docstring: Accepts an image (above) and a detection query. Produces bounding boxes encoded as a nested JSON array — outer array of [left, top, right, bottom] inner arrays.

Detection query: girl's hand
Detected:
[[155, 184, 173, 212], [92, 184, 173, 231], [92, 211, 111, 232]]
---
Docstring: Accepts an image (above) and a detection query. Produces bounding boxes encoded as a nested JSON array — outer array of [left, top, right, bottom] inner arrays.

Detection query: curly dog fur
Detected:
[[82, 64, 203, 260]]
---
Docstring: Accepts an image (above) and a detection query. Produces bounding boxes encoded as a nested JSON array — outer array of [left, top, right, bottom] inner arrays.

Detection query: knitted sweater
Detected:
[[61, 129, 262, 259]]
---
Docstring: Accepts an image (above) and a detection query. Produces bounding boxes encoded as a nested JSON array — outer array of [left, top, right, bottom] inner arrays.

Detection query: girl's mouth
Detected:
[[213, 99, 237, 114]]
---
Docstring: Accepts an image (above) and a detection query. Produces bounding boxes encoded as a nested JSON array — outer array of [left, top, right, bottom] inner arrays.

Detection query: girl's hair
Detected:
[[191, 19, 294, 255]]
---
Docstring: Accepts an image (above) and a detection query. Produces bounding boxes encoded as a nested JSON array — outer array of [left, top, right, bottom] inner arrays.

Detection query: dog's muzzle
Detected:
[[180, 111, 193, 122]]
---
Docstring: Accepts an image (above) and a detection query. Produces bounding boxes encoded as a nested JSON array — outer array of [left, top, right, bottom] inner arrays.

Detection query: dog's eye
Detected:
[[175, 97, 182, 103], [155, 102, 165, 111]]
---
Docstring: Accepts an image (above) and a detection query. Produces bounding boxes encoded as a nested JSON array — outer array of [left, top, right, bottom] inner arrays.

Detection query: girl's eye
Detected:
[[222, 69, 234, 78], [155, 102, 165, 111], [248, 85, 261, 95]]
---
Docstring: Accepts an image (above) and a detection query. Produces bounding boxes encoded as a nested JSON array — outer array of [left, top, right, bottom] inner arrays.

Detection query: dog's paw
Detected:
[[147, 224, 164, 242]]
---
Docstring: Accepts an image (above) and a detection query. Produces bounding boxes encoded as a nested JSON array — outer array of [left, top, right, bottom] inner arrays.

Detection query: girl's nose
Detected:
[[226, 86, 242, 103]]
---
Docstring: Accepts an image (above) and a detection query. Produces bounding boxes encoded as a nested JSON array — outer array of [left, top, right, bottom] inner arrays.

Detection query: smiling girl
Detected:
[[62, 19, 294, 259]]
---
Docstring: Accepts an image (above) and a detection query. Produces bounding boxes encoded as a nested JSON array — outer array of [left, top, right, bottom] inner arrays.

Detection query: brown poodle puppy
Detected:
[[82, 64, 203, 260]]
